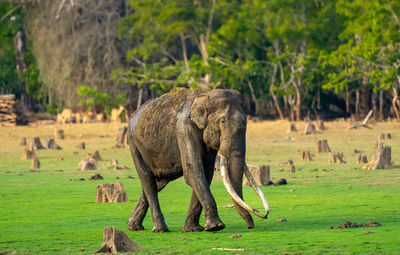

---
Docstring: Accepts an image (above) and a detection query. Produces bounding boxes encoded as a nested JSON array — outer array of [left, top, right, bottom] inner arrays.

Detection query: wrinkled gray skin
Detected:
[[126, 88, 254, 232]]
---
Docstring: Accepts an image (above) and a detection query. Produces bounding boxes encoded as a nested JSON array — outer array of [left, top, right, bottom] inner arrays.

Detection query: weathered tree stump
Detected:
[[379, 133, 392, 140], [92, 150, 103, 161], [328, 152, 345, 163], [108, 159, 119, 167], [96, 182, 128, 203], [20, 137, 27, 146], [356, 154, 368, 164], [77, 158, 101, 171], [301, 150, 313, 161], [95, 227, 142, 254], [31, 156, 40, 170], [55, 129, 64, 140], [289, 164, 296, 173], [317, 119, 326, 131], [21, 147, 35, 160], [316, 139, 331, 153], [363, 141, 392, 170], [77, 142, 86, 149], [115, 127, 128, 148], [243, 165, 270, 186], [304, 121, 318, 135], [27, 137, 46, 150], [287, 123, 297, 133], [44, 138, 62, 150]]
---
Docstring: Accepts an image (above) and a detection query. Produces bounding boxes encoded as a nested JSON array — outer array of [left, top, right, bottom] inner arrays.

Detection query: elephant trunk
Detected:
[[219, 154, 269, 227]]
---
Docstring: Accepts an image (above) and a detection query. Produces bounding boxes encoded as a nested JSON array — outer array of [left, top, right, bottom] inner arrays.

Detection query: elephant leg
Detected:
[[127, 179, 169, 231], [182, 156, 215, 232], [126, 191, 148, 231], [130, 146, 169, 233], [182, 192, 204, 232], [177, 127, 224, 231]]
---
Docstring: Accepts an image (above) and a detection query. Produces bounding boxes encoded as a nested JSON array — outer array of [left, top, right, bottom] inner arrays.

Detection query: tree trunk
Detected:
[[137, 87, 143, 110], [379, 90, 384, 120], [372, 90, 378, 121], [14, 30, 35, 111], [392, 87, 400, 120], [345, 84, 350, 114], [295, 83, 302, 121], [355, 89, 360, 121], [269, 64, 284, 119]]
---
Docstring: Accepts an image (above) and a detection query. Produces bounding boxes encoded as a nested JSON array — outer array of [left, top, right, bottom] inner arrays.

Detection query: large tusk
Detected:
[[219, 154, 269, 219], [244, 163, 269, 218]]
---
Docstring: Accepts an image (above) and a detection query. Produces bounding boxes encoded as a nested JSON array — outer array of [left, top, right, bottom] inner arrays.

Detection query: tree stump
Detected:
[[31, 156, 40, 170], [289, 164, 296, 173], [243, 165, 270, 186], [316, 139, 331, 153], [96, 182, 128, 203], [363, 141, 392, 170], [27, 137, 46, 150], [301, 151, 313, 161], [287, 123, 297, 133], [77, 158, 101, 171], [356, 154, 368, 164], [20, 137, 27, 146], [95, 227, 142, 254], [21, 147, 35, 160], [328, 152, 345, 163], [108, 159, 119, 167], [304, 121, 318, 135], [92, 150, 103, 161], [379, 133, 392, 140], [317, 119, 326, 131], [55, 129, 64, 140], [77, 142, 86, 149], [44, 138, 62, 150], [115, 127, 128, 148]]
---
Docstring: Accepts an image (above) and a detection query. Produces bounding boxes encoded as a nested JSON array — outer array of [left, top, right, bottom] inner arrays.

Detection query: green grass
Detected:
[[1, 121, 400, 254]]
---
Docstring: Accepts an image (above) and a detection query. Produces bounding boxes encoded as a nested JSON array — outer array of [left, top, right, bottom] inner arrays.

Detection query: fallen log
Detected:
[[347, 110, 373, 130]]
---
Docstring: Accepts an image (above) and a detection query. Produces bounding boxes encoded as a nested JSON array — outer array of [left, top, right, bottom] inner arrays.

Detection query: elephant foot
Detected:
[[152, 225, 169, 233], [126, 219, 145, 231], [204, 221, 225, 232], [182, 224, 204, 233]]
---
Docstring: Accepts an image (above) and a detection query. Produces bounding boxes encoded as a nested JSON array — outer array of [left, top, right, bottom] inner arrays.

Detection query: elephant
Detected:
[[126, 88, 269, 233]]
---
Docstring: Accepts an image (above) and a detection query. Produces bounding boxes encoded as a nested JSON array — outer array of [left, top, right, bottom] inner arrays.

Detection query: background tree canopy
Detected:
[[1, 0, 400, 120]]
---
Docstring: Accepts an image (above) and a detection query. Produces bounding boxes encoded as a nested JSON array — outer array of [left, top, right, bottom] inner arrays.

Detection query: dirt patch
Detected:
[[328, 221, 381, 229]]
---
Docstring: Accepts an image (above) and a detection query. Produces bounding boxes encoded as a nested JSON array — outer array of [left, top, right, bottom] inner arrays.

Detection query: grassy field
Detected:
[[1, 120, 400, 254]]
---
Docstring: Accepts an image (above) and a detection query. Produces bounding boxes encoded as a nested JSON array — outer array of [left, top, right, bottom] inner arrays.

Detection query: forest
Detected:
[[1, 0, 400, 121]]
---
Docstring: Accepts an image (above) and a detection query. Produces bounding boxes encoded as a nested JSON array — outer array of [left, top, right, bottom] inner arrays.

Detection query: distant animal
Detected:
[[57, 109, 74, 124], [126, 88, 269, 233], [96, 113, 105, 122], [111, 105, 125, 123]]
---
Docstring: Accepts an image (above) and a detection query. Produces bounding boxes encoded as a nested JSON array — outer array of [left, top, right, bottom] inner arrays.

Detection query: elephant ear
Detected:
[[189, 95, 209, 129]]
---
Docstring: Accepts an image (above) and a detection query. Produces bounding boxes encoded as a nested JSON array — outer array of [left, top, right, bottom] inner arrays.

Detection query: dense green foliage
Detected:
[[1, 122, 400, 254], [1, 1, 400, 118], [0, 3, 22, 95], [117, 0, 400, 119], [0, 3, 45, 106]]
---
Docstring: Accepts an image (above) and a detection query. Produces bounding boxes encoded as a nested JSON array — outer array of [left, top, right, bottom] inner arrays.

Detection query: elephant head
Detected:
[[189, 89, 269, 228]]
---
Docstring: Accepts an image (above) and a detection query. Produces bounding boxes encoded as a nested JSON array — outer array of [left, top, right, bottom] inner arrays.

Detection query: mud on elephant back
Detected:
[[125, 88, 269, 233]]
